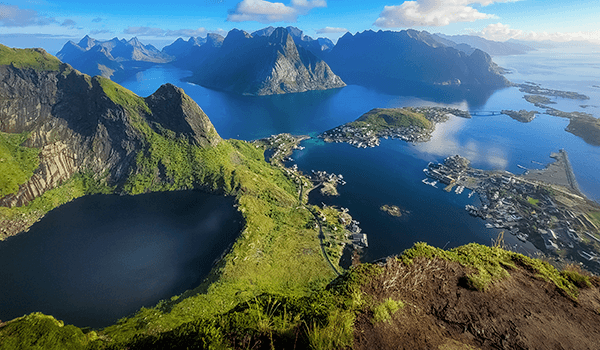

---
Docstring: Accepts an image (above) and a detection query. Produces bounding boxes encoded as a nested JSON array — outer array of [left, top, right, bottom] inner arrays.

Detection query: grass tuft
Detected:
[[372, 298, 403, 324]]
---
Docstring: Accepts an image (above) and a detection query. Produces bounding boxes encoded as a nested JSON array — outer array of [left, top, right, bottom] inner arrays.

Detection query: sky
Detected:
[[1, 0, 599, 53]]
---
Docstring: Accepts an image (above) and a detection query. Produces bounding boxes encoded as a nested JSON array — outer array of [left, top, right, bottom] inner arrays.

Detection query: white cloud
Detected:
[[316, 26, 347, 34], [414, 116, 508, 169], [0, 4, 56, 27], [374, 0, 519, 28], [477, 22, 600, 45], [60, 19, 77, 28], [123, 27, 218, 38], [165, 28, 208, 37], [227, 0, 326, 23], [124, 26, 166, 36]]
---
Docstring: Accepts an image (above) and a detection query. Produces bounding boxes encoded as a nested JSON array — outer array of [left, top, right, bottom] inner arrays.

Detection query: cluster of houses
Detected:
[[319, 107, 472, 149], [426, 155, 600, 269]]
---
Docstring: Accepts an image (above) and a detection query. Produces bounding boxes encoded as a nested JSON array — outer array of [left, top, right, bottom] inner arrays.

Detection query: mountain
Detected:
[[252, 26, 335, 58], [56, 36, 173, 81], [3, 44, 600, 350], [189, 27, 345, 95], [162, 36, 207, 57], [162, 33, 225, 71], [435, 34, 535, 56], [0, 44, 219, 237]]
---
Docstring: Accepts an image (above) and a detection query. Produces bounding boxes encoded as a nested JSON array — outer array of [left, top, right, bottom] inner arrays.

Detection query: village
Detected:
[[319, 107, 471, 148], [254, 133, 369, 264], [425, 152, 600, 273]]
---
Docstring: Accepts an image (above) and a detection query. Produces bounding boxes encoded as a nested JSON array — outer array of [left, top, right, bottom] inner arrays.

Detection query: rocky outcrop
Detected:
[[0, 63, 143, 209], [189, 27, 345, 95], [145, 83, 220, 147], [0, 56, 221, 218]]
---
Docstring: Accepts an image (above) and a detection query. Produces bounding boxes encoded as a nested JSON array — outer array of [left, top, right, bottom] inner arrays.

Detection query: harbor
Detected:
[[422, 152, 600, 273]]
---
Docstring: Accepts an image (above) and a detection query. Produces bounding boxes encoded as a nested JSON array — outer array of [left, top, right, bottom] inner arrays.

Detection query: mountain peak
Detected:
[[268, 27, 293, 46], [145, 83, 221, 147]]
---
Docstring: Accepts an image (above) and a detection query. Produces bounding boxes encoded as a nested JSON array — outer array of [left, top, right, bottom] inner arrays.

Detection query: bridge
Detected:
[[469, 110, 504, 116]]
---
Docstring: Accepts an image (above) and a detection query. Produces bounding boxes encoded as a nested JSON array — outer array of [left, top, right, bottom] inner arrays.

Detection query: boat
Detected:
[[517, 164, 527, 170], [516, 233, 528, 242], [485, 223, 494, 229]]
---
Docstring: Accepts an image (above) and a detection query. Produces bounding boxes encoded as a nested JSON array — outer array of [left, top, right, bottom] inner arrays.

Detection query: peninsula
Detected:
[[319, 107, 471, 148]]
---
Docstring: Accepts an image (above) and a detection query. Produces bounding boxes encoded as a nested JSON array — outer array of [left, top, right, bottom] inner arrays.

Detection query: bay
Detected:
[[118, 50, 599, 263]]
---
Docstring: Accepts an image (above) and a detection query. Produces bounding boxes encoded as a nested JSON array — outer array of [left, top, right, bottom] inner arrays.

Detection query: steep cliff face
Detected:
[[189, 27, 345, 95], [0, 64, 144, 208], [0, 49, 222, 237]]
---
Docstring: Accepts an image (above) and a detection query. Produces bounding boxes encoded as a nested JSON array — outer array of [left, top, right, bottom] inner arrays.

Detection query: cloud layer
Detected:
[[316, 26, 347, 34], [478, 22, 600, 44], [227, 0, 326, 23], [374, 0, 517, 28], [123, 27, 224, 38], [0, 4, 56, 27]]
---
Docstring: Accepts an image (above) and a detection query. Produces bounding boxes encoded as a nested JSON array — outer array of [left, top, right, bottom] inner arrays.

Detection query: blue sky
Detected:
[[1, 0, 599, 53]]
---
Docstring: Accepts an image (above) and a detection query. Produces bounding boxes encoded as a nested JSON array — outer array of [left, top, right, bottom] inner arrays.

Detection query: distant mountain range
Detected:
[[57, 36, 172, 81], [188, 27, 345, 95], [56, 27, 517, 96], [324, 29, 510, 96], [434, 34, 535, 56]]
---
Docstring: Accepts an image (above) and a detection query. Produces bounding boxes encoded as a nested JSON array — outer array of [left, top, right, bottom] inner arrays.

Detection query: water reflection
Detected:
[[414, 116, 509, 169]]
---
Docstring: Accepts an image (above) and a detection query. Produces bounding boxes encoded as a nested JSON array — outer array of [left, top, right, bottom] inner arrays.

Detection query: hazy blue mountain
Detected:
[[435, 34, 535, 56], [163, 33, 224, 71], [325, 29, 510, 95], [162, 37, 207, 58], [56, 36, 172, 81], [189, 27, 345, 95]]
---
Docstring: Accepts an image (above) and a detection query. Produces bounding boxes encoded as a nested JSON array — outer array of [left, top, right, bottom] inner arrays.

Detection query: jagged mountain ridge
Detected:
[[252, 26, 335, 58], [0, 47, 220, 236], [56, 36, 173, 81], [189, 27, 345, 95], [162, 33, 225, 72], [325, 29, 510, 94]]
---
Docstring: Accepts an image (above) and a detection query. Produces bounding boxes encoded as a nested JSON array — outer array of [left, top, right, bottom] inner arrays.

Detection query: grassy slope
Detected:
[[0, 132, 40, 197], [0, 44, 61, 71], [98, 82, 339, 343], [351, 108, 432, 131], [1, 62, 341, 346]]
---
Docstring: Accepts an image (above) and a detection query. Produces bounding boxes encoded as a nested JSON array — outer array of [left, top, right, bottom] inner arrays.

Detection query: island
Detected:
[[518, 82, 590, 100], [517, 83, 600, 146], [319, 107, 471, 148], [423, 152, 600, 274], [523, 94, 556, 108], [380, 204, 408, 217], [501, 109, 538, 123]]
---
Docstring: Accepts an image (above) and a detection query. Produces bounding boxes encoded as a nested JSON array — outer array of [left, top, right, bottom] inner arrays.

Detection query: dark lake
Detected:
[[0, 191, 242, 328]]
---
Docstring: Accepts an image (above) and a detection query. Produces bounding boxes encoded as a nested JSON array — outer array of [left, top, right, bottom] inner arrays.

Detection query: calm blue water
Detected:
[[0, 191, 242, 327], [119, 50, 599, 262]]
